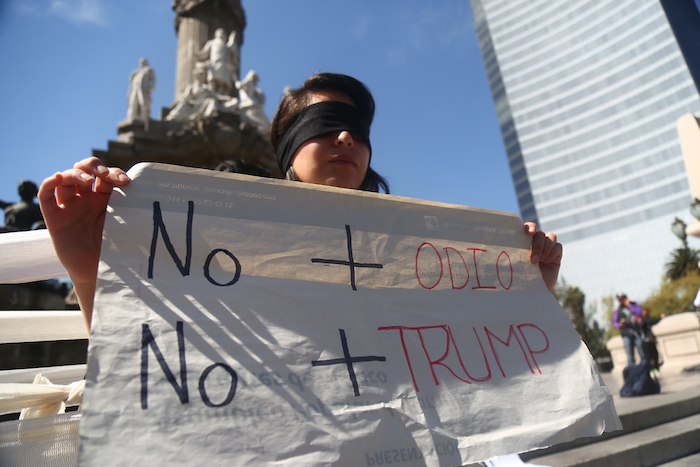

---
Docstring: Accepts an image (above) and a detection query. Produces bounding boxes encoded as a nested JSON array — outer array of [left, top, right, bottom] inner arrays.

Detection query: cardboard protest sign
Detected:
[[79, 163, 620, 466]]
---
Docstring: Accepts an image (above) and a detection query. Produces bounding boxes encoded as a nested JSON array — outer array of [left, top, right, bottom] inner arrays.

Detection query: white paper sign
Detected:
[[79, 163, 620, 466]]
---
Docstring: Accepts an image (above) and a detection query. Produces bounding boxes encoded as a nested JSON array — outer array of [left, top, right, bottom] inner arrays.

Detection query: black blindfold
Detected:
[[277, 101, 372, 173]]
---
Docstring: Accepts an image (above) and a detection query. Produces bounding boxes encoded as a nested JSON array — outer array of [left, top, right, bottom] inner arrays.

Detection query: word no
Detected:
[[148, 201, 241, 286], [141, 321, 238, 409]]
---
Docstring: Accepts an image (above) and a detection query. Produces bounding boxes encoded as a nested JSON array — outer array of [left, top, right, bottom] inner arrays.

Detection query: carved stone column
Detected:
[[173, 0, 246, 101]]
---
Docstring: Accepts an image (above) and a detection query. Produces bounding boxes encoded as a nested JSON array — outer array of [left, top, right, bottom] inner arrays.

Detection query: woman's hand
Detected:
[[38, 157, 130, 326], [524, 222, 562, 293]]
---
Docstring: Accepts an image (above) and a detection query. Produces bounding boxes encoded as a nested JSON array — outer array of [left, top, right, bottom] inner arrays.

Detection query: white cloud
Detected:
[[353, 15, 373, 41], [411, 5, 471, 50], [10, 1, 39, 15], [50, 0, 108, 26], [386, 3, 473, 64], [12, 0, 109, 26]]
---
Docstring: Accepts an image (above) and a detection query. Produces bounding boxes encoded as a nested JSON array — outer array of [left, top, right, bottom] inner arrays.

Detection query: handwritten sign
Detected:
[[79, 163, 620, 466]]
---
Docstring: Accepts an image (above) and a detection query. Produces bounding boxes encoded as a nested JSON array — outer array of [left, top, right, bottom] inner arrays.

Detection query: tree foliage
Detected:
[[554, 280, 610, 360], [601, 295, 617, 342], [644, 271, 700, 317], [664, 247, 700, 281]]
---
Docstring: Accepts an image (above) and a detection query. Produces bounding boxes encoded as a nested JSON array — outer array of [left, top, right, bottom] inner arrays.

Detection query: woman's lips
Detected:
[[329, 156, 357, 167]]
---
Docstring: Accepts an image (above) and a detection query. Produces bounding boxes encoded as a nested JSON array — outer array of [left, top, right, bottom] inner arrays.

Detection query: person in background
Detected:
[[38, 72, 563, 330], [640, 306, 662, 374], [613, 293, 645, 367]]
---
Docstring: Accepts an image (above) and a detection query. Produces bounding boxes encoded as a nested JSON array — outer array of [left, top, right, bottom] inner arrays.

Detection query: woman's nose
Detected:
[[334, 131, 354, 147]]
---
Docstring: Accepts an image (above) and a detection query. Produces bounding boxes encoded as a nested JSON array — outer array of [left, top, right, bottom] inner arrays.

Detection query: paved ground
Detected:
[[601, 368, 700, 416]]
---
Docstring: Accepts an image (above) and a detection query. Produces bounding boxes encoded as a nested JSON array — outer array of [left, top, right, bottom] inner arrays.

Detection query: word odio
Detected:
[[414, 242, 514, 291]]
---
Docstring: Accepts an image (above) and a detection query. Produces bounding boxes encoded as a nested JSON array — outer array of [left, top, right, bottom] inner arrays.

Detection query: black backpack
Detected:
[[620, 363, 660, 397]]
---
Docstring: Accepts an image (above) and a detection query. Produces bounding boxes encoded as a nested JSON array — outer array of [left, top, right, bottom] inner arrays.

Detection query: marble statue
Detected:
[[126, 58, 156, 127], [236, 70, 270, 133], [0, 180, 44, 232], [197, 28, 240, 96], [166, 65, 223, 121]]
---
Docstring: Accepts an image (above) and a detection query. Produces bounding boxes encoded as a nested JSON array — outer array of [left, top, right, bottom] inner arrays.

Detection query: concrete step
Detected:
[[521, 381, 700, 461], [658, 451, 700, 466], [527, 412, 700, 467]]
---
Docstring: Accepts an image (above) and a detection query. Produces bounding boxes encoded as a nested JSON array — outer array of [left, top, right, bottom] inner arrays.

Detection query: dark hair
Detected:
[[270, 72, 389, 194], [214, 159, 271, 178]]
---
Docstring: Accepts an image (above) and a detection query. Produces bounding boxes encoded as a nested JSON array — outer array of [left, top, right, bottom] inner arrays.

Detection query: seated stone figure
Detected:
[[236, 70, 270, 133], [166, 65, 224, 122], [0, 180, 44, 232]]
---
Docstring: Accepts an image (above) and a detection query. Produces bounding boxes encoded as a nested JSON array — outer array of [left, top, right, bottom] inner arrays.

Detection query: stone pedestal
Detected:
[[94, 112, 279, 176], [654, 311, 700, 372], [607, 312, 700, 379]]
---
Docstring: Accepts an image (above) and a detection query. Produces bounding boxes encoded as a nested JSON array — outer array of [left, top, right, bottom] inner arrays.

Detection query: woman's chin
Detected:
[[317, 176, 362, 190]]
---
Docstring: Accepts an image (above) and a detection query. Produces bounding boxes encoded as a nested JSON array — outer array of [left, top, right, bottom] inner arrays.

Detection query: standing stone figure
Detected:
[[236, 70, 269, 133], [0, 180, 44, 232], [197, 28, 240, 96], [127, 58, 156, 128]]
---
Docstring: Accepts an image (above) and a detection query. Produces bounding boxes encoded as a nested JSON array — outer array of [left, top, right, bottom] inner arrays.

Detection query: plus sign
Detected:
[[311, 224, 383, 290], [311, 329, 387, 396]]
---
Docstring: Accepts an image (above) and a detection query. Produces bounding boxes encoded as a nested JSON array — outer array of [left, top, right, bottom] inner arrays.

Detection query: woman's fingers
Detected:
[[522, 222, 563, 292], [74, 156, 108, 176], [530, 230, 546, 263], [95, 167, 130, 193], [523, 222, 562, 264], [523, 221, 537, 235], [539, 232, 560, 263], [74, 157, 130, 187], [38, 172, 64, 214], [39, 160, 131, 205], [38, 170, 87, 209], [544, 233, 563, 264], [39, 159, 130, 226], [56, 184, 80, 207]]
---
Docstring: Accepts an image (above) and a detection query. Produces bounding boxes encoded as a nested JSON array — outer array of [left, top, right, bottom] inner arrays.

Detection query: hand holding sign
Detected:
[[524, 222, 562, 292], [78, 163, 619, 466], [38, 157, 131, 324]]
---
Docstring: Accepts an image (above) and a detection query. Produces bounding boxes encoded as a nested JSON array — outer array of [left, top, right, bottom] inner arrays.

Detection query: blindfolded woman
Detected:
[[39, 72, 562, 329]]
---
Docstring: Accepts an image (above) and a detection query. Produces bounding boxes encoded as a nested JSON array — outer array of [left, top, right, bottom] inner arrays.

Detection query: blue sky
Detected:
[[0, 0, 517, 219]]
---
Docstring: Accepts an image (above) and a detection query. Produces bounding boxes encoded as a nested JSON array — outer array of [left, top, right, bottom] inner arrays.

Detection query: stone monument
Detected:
[[94, 0, 280, 177], [0, 180, 44, 232]]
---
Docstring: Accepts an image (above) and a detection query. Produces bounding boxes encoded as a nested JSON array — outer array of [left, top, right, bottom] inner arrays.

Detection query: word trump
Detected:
[[379, 323, 550, 392]]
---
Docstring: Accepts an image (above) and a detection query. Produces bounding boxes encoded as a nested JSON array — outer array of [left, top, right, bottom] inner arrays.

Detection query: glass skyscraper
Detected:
[[471, 0, 700, 311]]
